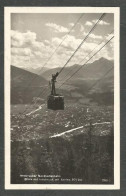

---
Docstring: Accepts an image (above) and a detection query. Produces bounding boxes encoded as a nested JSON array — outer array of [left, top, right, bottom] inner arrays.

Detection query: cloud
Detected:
[[99, 20, 110, 25], [51, 34, 100, 66], [85, 21, 93, 26], [92, 20, 110, 25], [11, 30, 37, 47], [52, 37, 62, 46], [82, 32, 103, 41], [11, 29, 113, 69], [79, 24, 84, 32], [11, 30, 53, 68], [91, 47, 113, 62], [11, 47, 31, 56], [11, 30, 46, 51], [85, 19, 110, 27], [69, 23, 74, 27], [62, 35, 82, 49], [11, 55, 30, 68], [44, 40, 50, 45], [52, 35, 83, 53], [45, 23, 69, 33], [89, 33, 102, 39], [33, 51, 43, 57], [105, 33, 114, 41], [83, 38, 114, 63]]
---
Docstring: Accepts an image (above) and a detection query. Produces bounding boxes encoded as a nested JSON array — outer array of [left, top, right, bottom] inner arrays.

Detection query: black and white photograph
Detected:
[[4, 7, 120, 189]]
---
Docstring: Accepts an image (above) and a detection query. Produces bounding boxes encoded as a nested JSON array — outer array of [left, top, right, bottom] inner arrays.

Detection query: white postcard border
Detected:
[[4, 7, 120, 190]]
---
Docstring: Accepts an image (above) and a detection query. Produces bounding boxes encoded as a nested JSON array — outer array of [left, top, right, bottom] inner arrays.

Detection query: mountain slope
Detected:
[[11, 65, 48, 104], [11, 65, 47, 87]]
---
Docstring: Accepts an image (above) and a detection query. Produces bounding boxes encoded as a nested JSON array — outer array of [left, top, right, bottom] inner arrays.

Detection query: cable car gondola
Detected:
[[47, 72, 64, 110]]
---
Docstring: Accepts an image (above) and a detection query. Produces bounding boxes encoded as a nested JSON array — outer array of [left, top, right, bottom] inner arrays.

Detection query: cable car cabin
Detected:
[[47, 94, 64, 110]]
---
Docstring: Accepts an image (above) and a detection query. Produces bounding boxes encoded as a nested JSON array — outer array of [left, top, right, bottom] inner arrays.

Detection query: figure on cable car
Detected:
[[47, 72, 64, 110]]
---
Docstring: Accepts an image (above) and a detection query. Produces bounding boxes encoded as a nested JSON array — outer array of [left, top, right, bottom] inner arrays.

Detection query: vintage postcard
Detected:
[[4, 7, 120, 189]]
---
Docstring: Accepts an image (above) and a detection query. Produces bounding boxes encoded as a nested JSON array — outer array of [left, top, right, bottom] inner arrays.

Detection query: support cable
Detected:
[[58, 13, 106, 75], [58, 35, 114, 89]]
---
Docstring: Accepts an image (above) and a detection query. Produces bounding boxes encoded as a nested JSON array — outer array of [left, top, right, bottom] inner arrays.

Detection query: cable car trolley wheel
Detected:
[[47, 95, 64, 110]]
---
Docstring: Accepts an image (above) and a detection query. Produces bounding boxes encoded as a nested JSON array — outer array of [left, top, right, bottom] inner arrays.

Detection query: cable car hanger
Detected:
[[47, 72, 64, 110]]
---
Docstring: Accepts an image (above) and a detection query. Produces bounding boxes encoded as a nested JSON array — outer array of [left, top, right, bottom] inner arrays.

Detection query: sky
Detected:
[[11, 13, 114, 69]]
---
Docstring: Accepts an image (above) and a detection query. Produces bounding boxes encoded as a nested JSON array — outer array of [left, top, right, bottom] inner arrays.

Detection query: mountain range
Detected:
[[41, 57, 113, 81], [11, 58, 114, 105], [23, 66, 49, 75]]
